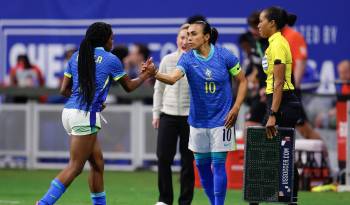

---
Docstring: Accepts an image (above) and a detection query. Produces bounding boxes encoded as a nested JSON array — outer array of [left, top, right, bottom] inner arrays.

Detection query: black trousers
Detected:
[[157, 113, 194, 205], [251, 92, 301, 205], [272, 93, 300, 204]]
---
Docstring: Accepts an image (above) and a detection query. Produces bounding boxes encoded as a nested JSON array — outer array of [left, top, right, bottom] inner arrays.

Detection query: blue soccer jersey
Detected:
[[64, 47, 126, 112], [177, 44, 241, 128]]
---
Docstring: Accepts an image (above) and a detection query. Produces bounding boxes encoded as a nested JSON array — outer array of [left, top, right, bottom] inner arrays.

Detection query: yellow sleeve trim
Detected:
[[64, 72, 72, 78], [113, 73, 127, 81], [102, 77, 110, 89], [229, 63, 241, 76]]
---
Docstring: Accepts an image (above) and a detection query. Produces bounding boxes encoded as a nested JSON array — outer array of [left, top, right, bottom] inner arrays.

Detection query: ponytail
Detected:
[[286, 13, 297, 26], [210, 27, 219, 45], [191, 19, 219, 45], [77, 22, 112, 111], [264, 6, 298, 30], [78, 38, 96, 111]]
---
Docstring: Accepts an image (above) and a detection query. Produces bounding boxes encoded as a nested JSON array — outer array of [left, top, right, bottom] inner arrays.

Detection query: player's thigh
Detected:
[[188, 126, 210, 153], [62, 108, 72, 135], [69, 134, 97, 163], [210, 126, 235, 152]]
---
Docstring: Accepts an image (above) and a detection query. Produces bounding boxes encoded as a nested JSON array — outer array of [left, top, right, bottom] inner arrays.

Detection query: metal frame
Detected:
[[0, 104, 28, 168], [0, 102, 164, 171], [0, 102, 248, 171]]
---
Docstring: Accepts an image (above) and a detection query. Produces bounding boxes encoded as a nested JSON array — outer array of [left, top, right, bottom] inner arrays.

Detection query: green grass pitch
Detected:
[[0, 169, 349, 205]]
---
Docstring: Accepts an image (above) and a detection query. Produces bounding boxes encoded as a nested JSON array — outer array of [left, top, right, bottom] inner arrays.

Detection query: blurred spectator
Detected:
[[61, 48, 77, 74], [314, 60, 350, 128], [47, 48, 77, 104], [336, 60, 350, 92], [9, 54, 45, 103], [282, 25, 323, 140], [247, 11, 269, 54], [239, 11, 268, 134], [10, 54, 44, 87], [111, 44, 129, 66], [299, 62, 320, 93], [124, 43, 154, 104], [282, 26, 307, 88], [124, 43, 151, 79], [108, 45, 130, 104], [55, 48, 77, 86]]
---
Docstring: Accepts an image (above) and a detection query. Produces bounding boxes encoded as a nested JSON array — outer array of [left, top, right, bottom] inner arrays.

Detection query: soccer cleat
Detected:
[[311, 184, 337, 192]]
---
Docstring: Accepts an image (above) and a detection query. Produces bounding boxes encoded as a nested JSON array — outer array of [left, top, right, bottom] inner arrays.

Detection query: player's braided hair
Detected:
[[78, 22, 112, 111], [264, 6, 297, 30]]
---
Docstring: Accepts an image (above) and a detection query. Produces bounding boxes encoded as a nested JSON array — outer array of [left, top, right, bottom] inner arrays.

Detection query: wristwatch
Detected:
[[269, 109, 278, 117]]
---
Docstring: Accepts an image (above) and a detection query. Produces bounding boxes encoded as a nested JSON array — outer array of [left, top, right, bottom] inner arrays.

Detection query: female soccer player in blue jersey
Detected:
[[37, 22, 151, 205], [143, 19, 247, 205]]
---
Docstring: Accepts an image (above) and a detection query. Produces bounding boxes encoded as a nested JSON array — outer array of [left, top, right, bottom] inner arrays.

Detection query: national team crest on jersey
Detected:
[[205, 68, 213, 80]]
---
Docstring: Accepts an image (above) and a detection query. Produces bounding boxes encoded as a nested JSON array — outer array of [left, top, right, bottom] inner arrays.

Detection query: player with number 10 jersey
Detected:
[[177, 44, 241, 129], [143, 18, 247, 205]]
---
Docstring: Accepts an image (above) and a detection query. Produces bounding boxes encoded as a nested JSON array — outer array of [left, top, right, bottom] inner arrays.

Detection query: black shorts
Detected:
[[265, 91, 302, 128]]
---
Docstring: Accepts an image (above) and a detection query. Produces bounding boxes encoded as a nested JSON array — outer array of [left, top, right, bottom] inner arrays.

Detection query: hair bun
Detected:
[[287, 13, 297, 26]]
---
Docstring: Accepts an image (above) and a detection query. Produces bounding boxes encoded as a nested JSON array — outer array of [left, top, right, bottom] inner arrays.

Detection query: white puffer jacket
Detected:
[[152, 50, 190, 119]]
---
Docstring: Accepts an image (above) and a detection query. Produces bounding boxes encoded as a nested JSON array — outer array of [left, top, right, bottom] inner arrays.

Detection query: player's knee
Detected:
[[97, 159, 104, 172], [90, 158, 104, 173], [68, 162, 85, 176]]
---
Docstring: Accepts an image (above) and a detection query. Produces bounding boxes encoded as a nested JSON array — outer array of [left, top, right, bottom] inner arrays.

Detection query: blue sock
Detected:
[[91, 191, 106, 205], [194, 153, 215, 205], [212, 152, 227, 205], [38, 178, 66, 205]]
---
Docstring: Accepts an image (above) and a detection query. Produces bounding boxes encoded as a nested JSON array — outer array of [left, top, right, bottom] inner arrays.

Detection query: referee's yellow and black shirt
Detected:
[[262, 32, 294, 95]]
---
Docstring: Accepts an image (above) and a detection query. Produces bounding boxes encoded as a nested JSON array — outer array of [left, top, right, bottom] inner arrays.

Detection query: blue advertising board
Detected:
[[0, 0, 348, 90]]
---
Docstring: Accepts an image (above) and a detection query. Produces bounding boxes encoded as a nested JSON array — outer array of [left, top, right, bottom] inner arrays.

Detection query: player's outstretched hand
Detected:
[[142, 57, 157, 76], [265, 116, 277, 139], [140, 60, 148, 73], [224, 106, 239, 128]]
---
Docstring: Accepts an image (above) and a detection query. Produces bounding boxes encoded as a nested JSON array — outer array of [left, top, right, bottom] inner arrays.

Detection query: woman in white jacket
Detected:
[[152, 23, 194, 205]]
